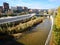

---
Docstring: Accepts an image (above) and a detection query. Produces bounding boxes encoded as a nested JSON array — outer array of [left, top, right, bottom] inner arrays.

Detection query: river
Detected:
[[0, 18, 52, 45], [17, 18, 52, 45]]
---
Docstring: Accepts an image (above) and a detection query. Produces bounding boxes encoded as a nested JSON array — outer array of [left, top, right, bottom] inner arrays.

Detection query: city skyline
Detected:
[[0, 0, 60, 9]]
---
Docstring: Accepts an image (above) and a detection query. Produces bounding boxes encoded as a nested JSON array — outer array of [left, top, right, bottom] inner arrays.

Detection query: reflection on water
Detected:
[[17, 18, 52, 45]]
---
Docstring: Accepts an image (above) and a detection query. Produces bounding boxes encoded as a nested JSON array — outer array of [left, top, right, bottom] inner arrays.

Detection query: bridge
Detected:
[[36, 14, 52, 18]]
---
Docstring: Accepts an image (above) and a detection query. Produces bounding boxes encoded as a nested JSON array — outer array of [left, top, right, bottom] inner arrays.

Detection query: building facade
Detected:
[[0, 6, 3, 13], [3, 2, 9, 12]]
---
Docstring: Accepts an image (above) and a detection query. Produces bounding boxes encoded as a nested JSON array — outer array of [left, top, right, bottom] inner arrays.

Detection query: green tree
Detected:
[[51, 6, 60, 45]]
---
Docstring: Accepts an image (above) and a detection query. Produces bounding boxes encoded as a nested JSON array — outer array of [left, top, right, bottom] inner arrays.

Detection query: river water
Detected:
[[17, 18, 52, 45]]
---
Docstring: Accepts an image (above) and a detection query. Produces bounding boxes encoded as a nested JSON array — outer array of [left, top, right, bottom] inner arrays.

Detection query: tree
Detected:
[[55, 6, 60, 28]]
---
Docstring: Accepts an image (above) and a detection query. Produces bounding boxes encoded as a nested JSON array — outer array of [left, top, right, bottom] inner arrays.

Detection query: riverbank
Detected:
[[0, 16, 43, 34], [0, 18, 51, 45], [50, 7, 60, 45], [0, 16, 43, 43], [50, 25, 60, 45], [7, 17, 43, 34]]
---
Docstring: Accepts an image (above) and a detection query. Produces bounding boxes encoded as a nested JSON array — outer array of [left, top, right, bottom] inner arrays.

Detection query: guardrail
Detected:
[[0, 13, 35, 24]]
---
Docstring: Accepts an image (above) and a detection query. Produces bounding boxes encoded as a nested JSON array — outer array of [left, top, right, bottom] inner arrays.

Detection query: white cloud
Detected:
[[49, 0, 60, 2], [9, 0, 41, 9]]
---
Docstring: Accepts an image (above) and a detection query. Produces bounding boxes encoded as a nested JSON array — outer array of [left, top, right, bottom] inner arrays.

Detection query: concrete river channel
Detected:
[[0, 16, 52, 45]]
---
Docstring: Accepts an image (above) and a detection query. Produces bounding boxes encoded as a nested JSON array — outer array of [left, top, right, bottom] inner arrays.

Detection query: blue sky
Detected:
[[0, 0, 60, 9]]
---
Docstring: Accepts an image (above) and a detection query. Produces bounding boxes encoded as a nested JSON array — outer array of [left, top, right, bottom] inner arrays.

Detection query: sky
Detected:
[[0, 0, 60, 9]]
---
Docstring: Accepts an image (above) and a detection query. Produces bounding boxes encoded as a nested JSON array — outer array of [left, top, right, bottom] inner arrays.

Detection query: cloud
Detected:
[[1, 0, 59, 9], [49, 0, 60, 2], [7, 0, 41, 9]]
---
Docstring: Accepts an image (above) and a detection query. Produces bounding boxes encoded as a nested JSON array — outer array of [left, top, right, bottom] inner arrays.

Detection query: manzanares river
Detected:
[[0, 18, 52, 45], [17, 18, 52, 45]]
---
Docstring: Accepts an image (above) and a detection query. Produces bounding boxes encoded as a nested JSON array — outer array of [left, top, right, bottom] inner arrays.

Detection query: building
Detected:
[[11, 7, 17, 11], [7, 9, 13, 15], [11, 6, 28, 13], [39, 9, 48, 14], [31, 9, 39, 14], [17, 6, 23, 13], [28, 9, 33, 13], [0, 6, 3, 13], [17, 6, 23, 11], [11, 6, 23, 13], [48, 9, 54, 15], [3, 2, 9, 12], [23, 7, 28, 12], [17, 6, 28, 13]]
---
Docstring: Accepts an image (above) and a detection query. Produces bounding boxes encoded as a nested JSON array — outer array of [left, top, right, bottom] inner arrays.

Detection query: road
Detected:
[[0, 14, 35, 24]]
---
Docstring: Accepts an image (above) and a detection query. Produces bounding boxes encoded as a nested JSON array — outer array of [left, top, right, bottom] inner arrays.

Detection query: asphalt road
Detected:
[[0, 14, 35, 24]]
